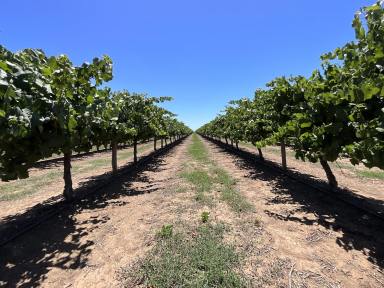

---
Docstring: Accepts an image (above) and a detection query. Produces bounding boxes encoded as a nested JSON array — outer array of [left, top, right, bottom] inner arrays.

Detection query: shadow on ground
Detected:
[[208, 138, 384, 269], [0, 143, 175, 287], [32, 142, 142, 170]]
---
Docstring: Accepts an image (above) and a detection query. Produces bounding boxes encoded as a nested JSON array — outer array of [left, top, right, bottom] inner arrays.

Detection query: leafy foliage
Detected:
[[0, 46, 112, 180]]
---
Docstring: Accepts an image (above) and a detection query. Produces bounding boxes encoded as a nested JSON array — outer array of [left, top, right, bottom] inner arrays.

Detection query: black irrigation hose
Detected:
[[0, 136, 188, 247], [201, 135, 384, 223]]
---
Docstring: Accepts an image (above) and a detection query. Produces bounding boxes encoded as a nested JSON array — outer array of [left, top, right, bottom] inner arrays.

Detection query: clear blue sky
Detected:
[[0, 0, 374, 129]]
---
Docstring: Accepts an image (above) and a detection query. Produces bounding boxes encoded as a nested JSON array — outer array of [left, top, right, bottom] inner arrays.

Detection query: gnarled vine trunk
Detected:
[[154, 137, 157, 151], [281, 139, 287, 170], [320, 159, 338, 188], [63, 151, 74, 201], [111, 141, 117, 174], [133, 138, 138, 164], [257, 148, 264, 161]]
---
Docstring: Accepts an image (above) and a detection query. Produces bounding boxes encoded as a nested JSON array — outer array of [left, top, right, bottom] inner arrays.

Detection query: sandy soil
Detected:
[[1, 136, 383, 287], [0, 142, 154, 222]]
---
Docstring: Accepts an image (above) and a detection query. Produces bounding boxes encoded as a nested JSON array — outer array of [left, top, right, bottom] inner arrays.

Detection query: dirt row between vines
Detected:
[[1, 135, 383, 287]]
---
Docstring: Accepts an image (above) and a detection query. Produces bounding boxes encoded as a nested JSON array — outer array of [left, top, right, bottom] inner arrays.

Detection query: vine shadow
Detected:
[[210, 139, 384, 268]]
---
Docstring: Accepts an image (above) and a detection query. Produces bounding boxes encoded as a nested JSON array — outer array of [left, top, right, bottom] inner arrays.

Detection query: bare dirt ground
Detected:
[[0, 142, 154, 222], [239, 143, 384, 203], [1, 135, 383, 287]]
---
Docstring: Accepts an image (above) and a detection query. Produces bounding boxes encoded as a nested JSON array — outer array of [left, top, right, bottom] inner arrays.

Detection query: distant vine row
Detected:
[[0, 46, 192, 200]]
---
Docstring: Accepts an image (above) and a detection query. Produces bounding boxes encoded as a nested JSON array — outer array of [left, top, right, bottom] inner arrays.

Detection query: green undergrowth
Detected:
[[182, 134, 253, 212], [0, 170, 62, 201], [123, 223, 248, 288], [188, 133, 210, 162], [182, 134, 213, 204], [72, 142, 152, 172], [181, 169, 214, 204], [182, 165, 254, 210], [212, 166, 253, 213], [242, 141, 384, 181], [240, 142, 295, 158], [0, 143, 153, 201], [356, 169, 384, 180], [332, 161, 384, 180]]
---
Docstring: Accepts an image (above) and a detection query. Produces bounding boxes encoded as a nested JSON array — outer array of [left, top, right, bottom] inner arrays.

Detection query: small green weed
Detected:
[[201, 211, 210, 223], [157, 224, 174, 239]]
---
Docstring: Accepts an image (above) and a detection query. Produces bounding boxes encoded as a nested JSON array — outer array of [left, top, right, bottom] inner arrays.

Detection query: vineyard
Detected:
[[1, 1, 384, 288], [197, 2, 384, 190]]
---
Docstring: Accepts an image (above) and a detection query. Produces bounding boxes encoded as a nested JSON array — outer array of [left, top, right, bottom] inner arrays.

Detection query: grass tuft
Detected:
[[157, 224, 174, 239], [181, 169, 214, 204], [201, 211, 210, 223], [212, 167, 253, 213], [123, 223, 248, 288]]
